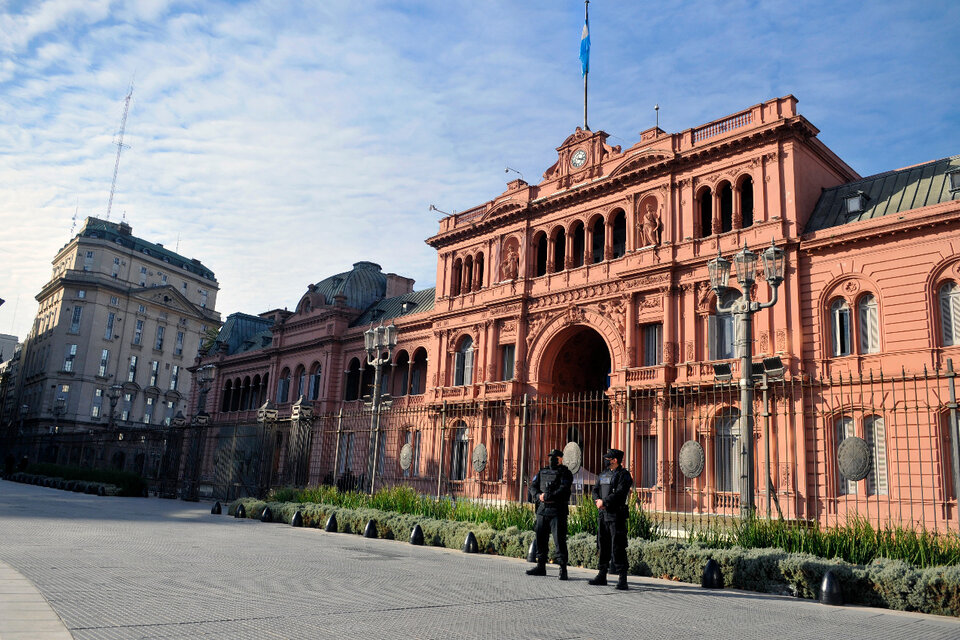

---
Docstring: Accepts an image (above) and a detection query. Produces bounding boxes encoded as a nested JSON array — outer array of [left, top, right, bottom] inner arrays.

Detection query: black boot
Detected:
[[526, 562, 547, 576], [616, 569, 628, 590], [588, 570, 607, 586], [558, 565, 568, 581]]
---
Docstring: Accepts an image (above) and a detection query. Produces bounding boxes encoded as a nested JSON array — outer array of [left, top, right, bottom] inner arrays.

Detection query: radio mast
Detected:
[[106, 83, 133, 221]]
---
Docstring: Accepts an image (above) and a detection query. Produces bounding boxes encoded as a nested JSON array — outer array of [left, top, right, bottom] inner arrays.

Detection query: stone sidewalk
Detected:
[[0, 479, 958, 640]]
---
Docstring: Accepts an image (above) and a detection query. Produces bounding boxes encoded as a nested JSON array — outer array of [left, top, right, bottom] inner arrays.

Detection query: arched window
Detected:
[[450, 422, 469, 481], [361, 362, 375, 399], [474, 253, 484, 289], [294, 365, 306, 400], [719, 182, 733, 233], [739, 176, 754, 228], [709, 290, 739, 360], [591, 216, 605, 263], [344, 358, 361, 401], [231, 378, 241, 412], [864, 415, 887, 496], [553, 227, 566, 273], [454, 336, 474, 386], [308, 362, 322, 400], [835, 416, 856, 495], [571, 221, 585, 268], [392, 351, 409, 396], [939, 282, 960, 346], [251, 374, 262, 409], [534, 232, 548, 277], [451, 258, 462, 296], [831, 298, 852, 356], [714, 409, 740, 493], [410, 348, 427, 395], [858, 294, 879, 354], [276, 368, 291, 404], [611, 209, 626, 258], [699, 188, 713, 237], [463, 255, 474, 294], [240, 376, 251, 410], [221, 379, 232, 412]]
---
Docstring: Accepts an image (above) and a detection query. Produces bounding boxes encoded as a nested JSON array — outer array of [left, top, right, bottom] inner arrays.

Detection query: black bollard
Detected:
[[324, 513, 338, 532], [97, 485, 106, 497], [410, 524, 424, 545], [527, 539, 538, 563], [291, 510, 303, 527], [235, 503, 246, 519], [211, 501, 222, 515], [463, 531, 479, 553], [701, 558, 724, 589], [364, 519, 377, 538], [820, 569, 844, 606], [260, 506, 272, 523]]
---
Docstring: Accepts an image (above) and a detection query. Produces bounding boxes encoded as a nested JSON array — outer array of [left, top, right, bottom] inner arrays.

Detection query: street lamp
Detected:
[[364, 323, 397, 494], [708, 240, 786, 518], [106, 384, 123, 431]]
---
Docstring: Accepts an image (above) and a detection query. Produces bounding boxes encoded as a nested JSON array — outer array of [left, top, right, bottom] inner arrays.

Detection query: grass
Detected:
[[686, 513, 960, 569]]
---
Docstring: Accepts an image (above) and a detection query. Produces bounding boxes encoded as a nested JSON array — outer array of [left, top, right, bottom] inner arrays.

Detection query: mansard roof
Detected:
[[309, 261, 387, 310], [212, 312, 274, 356], [350, 287, 436, 327], [805, 154, 960, 233]]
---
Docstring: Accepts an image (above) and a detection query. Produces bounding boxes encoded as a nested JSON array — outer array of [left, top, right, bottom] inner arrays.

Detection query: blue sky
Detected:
[[1, 0, 958, 341]]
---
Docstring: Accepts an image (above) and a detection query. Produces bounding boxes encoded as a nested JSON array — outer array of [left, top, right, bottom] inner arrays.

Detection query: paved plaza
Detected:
[[0, 480, 959, 639]]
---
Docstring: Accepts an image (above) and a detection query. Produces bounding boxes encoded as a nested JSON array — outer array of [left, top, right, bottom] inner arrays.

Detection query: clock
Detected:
[[570, 149, 587, 169]]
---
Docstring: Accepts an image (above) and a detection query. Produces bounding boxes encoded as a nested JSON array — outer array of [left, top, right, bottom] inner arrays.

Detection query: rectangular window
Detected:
[[163, 400, 175, 426], [112, 257, 120, 278], [56, 384, 70, 413], [501, 344, 515, 381], [149, 361, 159, 387], [154, 326, 165, 351], [110, 296, 119, 306], [98, 349, 109, 377], [77, 290, 86, 299], [104, 312, 116, 340], [138, 304, 145, 313], [144, 397, 154, 424], [139, 266, 147, 287], [83, 251, 94, 271], [949, 171, 960, 192], [121, 392, 132, 421], [832, 302, 851, 356], [133, 319, 143, 345], [161, 274, 167, 284], [69, 306, 82, 332], [642, 323, 663, 367], [200, 289, 208, 308], [91, 388, 103, 418], [836, 417, 857, 495], [63, 344, 77, 372], [174, 331, 184, 356], [128, 355, 138, 383], [170, 365, 180, 391], [638, 435, 658, 488]]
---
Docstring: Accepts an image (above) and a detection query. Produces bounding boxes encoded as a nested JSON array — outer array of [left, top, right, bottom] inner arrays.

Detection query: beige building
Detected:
[[17, 217, 220, 434]]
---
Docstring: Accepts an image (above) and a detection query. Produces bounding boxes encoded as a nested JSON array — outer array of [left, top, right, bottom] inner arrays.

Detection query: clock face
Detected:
[[570, 149, 587, 169]]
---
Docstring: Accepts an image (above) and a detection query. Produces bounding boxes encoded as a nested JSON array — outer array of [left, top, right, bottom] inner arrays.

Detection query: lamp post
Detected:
[[364, 323, 397, 494], [181, 364, 215, 500], [708, 240, 785, 519]]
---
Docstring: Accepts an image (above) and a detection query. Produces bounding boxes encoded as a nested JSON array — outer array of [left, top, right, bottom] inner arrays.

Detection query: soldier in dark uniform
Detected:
[[589, 448, 634, 590], [525, 448, 574, 580]]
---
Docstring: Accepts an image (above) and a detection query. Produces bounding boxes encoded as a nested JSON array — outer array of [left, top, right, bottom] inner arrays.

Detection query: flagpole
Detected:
[[583, 0, 589, 131]]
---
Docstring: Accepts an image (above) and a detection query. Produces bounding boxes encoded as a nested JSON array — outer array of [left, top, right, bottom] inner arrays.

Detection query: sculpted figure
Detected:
[[642, 202, 660, 247], [501, 245, 519, 281]]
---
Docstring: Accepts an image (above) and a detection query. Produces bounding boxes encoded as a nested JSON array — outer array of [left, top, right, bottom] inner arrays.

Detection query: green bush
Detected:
[[228, 495, 960, 616], [26, 463, 145, 497]]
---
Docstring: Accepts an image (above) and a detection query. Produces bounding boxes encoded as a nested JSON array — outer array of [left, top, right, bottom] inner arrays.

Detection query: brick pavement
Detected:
[[0, 479, 958, 640]]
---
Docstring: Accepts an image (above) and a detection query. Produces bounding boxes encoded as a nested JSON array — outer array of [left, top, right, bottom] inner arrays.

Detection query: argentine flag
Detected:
[[579, 15, 590, 76]]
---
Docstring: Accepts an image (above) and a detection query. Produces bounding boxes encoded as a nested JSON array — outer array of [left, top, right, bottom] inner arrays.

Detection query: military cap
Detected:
[[602, 448, 624, 461], [548, 448, 564, 457]]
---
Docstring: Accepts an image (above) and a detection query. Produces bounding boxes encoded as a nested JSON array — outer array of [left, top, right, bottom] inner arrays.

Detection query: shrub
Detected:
[[25, 463, 145, 497]]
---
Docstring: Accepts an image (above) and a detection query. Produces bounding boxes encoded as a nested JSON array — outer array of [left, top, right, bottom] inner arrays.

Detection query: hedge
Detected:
[[8, 471, 122, 496], [24, 463, 145, 497], [229, 497, 960, 617]]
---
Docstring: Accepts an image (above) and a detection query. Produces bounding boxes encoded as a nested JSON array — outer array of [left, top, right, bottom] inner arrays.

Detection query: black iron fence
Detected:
[[4, 365, 960, 534]]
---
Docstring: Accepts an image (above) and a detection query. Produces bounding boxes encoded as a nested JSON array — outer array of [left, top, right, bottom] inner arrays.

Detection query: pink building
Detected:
[[194, 96, 960, 531]]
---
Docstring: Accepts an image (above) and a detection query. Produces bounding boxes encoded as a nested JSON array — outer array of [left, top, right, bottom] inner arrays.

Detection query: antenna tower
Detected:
[[106, 83, 133, 221]]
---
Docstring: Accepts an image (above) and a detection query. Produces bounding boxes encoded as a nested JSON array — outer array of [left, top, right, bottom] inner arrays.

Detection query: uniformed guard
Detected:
[[589, 448, 634, 590], [525, 448, 574, 580]]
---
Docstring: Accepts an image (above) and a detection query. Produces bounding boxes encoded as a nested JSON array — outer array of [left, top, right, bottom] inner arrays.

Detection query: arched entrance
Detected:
[[538, 325, 613, 481]]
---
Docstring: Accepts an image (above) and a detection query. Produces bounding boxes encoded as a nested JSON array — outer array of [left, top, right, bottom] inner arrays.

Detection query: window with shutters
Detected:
[[449, 422, 469, 481], [857, 294, 880, 354], [714, 409, 740, 492], [501, 344, 515, 381], [638, 435, 657, 488], [708, 290, 739, 361], [830, 298, 852, 356], [454, 336, 474, 386], [939, 282, 960, 347], [835, 416, 857, 495], [864, 415, 887, 496], [642, 323, 663, 366]]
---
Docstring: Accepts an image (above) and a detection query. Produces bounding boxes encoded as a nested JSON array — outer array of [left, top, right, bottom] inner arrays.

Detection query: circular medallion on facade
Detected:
[[562, 441, 582, 475], [837, 436, 871, 482], [399, 443, 413, 471], [679, 440, 705, 479], [471, 443, 488, 473]]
